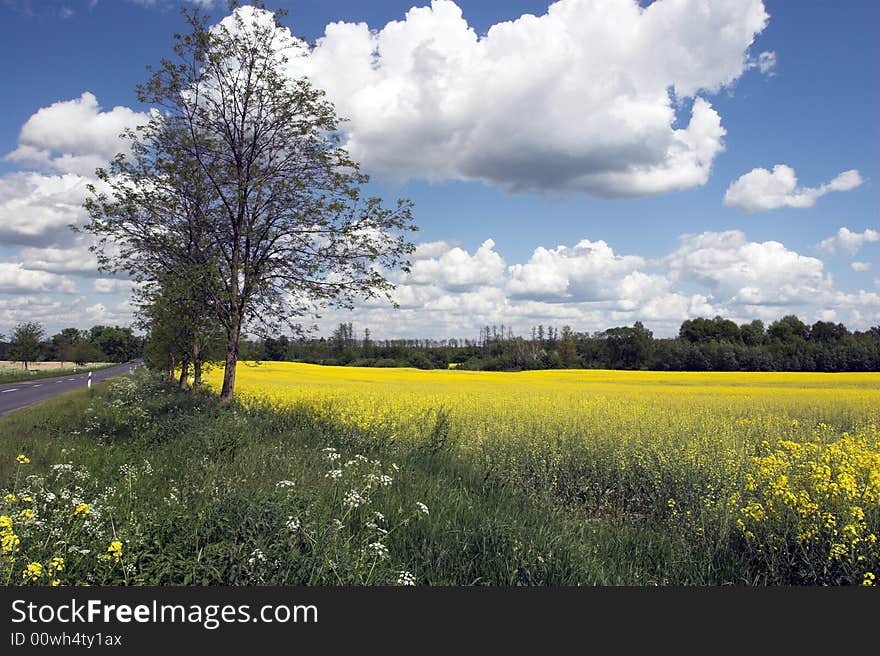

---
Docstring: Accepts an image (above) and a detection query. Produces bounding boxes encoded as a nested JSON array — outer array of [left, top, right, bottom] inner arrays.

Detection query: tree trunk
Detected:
[[178, 358, 190, 390], [219, 320, 241, 405], [167, 353, 176, 381], [191, 340, 202, 394]]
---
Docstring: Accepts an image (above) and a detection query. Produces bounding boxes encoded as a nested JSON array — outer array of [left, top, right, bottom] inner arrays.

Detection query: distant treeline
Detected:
[[247, 316, 880, 372], [0, 323, 143, 367]]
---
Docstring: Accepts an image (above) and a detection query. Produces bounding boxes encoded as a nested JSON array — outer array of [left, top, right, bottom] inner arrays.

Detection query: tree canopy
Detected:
[[83, 6, 416, 403]]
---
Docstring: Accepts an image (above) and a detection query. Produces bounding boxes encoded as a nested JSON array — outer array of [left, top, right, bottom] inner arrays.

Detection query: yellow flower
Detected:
[[107, 540, 123, 563], [16, 454, 30, 465], [51, 579, 61, 587], [0, 515, 11, 531], [3, 493, 17, 504], [863, 572, 876, 587], [74, 503, 90, 517], [49, 557, 64, 573], [1, 532, 20, 554], [18, 508, 34, 521], [21, 496, 33, 503], [22, 562, 43, 582]]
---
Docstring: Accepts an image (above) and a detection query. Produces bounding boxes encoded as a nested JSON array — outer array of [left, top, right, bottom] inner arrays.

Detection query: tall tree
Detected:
[[84, 6, 415, 404], [8, 322, 45, 369]]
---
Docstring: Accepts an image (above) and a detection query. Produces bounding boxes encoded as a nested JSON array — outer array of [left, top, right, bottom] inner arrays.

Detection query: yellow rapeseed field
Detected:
[[205, 362, 880, 584]]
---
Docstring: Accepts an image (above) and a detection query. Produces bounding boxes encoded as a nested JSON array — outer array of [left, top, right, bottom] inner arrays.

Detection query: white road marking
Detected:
[[33, 384, 41, 387], [1, 389, 19, 393]]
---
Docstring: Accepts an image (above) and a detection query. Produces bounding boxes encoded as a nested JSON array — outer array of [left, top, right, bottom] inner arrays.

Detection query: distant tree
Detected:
[[47, 328, 84, 361], [739, 319, 766, 346], [559, 325, 578, 367], [680, 316, 741, 343], [88, 326, 141, 362], [263, 335, 290, 362], [809, 321, 849, 343], [68, 340, 107, 366], [362, 328, 373, 357], [8, 322, 45, 369], [601, 321, 653, 369], [768, 315, 809, 342]]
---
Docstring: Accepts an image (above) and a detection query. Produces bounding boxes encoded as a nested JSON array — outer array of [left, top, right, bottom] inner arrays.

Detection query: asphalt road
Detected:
[[0, 361, 141, 417]]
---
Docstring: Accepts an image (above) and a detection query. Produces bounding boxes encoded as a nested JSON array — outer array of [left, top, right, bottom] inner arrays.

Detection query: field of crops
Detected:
[[206, 363, 880, 585], [2, 364, 878, 586]]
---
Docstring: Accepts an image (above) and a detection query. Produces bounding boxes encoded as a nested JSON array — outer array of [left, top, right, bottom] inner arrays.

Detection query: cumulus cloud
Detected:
[[506, 239, 644, 301], [327, 230, 880, 339], [817, 227, 880, 256], [0, 263, 77, 294], [263, 0, 771, 196], [92, 278, 135, 294], [851, 262, 873, 272], [17, 238, 99, 275], [666, 230, 830, 305], [412, 240, 457, 260], [4, 92, 149, 176], [0, 172, 91, 245], [407, 238, 505, 289], [724, 164, 863, 212]]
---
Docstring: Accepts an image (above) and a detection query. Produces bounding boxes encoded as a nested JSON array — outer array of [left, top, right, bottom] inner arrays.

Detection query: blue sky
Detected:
[[0, 0, 877, 338]]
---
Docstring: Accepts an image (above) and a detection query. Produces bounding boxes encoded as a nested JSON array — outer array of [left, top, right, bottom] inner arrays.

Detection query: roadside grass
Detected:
[[0, 372, 743, 586], [0, 363, 115, 385]]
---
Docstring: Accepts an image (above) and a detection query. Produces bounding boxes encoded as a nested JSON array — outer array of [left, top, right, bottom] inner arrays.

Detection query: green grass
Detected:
[[0, 372, 750, 586], [0, 363, 114, 385]]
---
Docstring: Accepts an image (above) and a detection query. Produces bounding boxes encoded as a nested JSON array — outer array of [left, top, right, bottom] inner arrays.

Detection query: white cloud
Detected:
[[407, 238, 505, 289], [753, 50, 776, 75], [267, 0, 770, 196], [412, 240, 456, 260], [851, 262, 873, 272], [817, 227, 880, 256], [321, 230, 880, 339], [4, 92, 149, 176], [507, 239, 644, 301], [724, 164, 863, 212], [17, 238, 99, 275], [0, 172, 91, 245], [92, 278, 134, 294], [666, 230, 830, 306], [0, 263, 77, 294]]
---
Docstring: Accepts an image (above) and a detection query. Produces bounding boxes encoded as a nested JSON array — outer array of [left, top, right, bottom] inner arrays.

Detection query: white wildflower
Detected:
[[397, 570, 416, 586], [368, 542, 389, 558], [415, 502, 429, 516], [343, 490, 367, 509], [286, 517, 301, 531], [325, 469, 342, 480], [247, 549, 266, 566], [276, 480, 296, 489]]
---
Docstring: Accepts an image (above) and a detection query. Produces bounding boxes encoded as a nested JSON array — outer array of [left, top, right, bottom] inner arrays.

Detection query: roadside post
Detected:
[[88, 371, 92, 389]]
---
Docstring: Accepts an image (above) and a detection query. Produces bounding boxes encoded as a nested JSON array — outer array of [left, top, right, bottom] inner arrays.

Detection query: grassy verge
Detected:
[[0, 363, 115, 385], [1, 372, 875, 586]]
